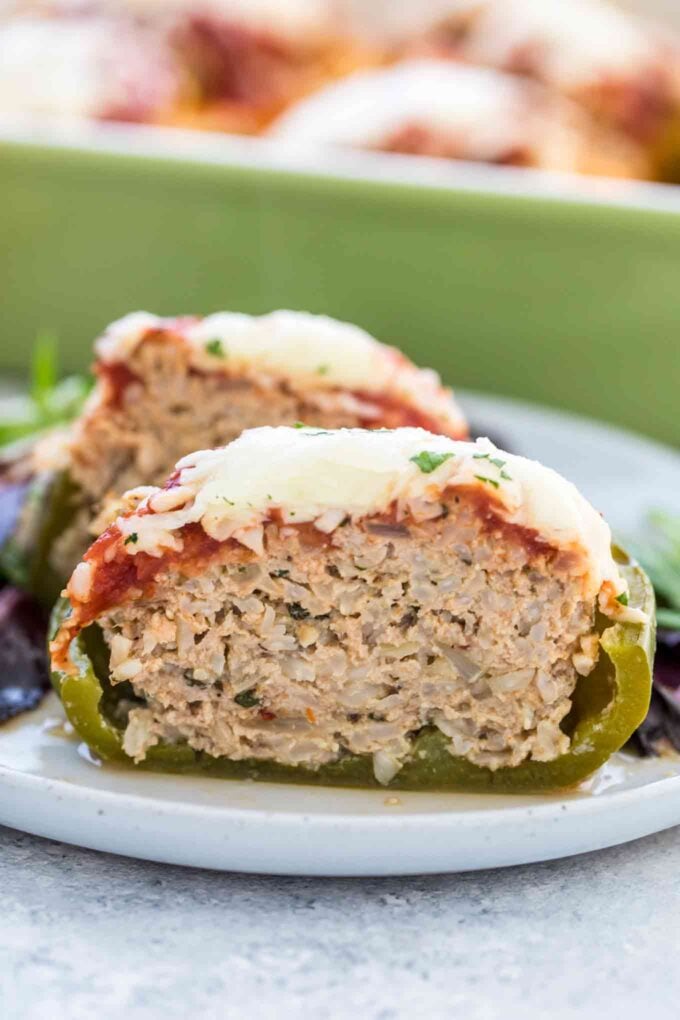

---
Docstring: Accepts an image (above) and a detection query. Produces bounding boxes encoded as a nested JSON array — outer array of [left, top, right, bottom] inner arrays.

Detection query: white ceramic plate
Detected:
[[0, 392, 679, 876]]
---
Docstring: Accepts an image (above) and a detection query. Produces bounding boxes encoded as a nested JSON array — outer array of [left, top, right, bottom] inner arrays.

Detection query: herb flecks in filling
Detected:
[[96, 493, 604, 775], [234, 688, 260, 708], [288, 602, 310, 620]]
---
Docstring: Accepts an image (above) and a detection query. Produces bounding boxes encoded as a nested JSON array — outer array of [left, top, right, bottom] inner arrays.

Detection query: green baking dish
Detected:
[[1, 122, 680, 445]]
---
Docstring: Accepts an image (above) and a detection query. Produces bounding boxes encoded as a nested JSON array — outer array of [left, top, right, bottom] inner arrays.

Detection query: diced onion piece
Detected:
[[372, 750, 403, 786]]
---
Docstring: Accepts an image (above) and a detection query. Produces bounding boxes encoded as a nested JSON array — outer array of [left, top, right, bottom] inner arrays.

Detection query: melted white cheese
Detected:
[[95, 310, 466, 433], [115, 426, 634, 615], [272, 60, 519, 146], [460, 0, 658, 90], [271, 60, 582, 170], [336, 0, 480, 45], [192, 0, 335, 40], [337, 0, 659, 81], [0, 17, 116, 118], [0, 13, 176, 120], [125, 0, 339, 42]]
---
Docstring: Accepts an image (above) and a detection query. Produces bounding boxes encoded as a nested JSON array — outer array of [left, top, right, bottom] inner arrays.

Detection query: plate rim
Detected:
[[3, 755, 680, 826], [3, 754, 680, 876]]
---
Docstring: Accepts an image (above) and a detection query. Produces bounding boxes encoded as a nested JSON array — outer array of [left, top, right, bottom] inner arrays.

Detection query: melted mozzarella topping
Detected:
[[0, 13, 175, 119], [0, 14, 176, 120], [0, 18, 115, 118], [336, 0, 480, 45], [461, 0, 658, 89], [192, 0, 335, 39], [271, 60, 582, 168], [125, 0, 338, 41], [95, 310, 465, 433], [113, 426, 637, 618]]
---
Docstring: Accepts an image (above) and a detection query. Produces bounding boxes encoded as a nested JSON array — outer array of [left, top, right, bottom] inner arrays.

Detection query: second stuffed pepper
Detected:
[[50, 425, 654, 792]]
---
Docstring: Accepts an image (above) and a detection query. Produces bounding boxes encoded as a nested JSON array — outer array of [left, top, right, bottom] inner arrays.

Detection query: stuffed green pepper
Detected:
[[2, 310, 467, 596], [50, 425, 654, 792]]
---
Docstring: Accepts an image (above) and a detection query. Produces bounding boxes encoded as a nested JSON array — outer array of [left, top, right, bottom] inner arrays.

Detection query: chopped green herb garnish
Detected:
[[124, 533, 139, 545], [474, 475, 500, 490], [288, 602, 310, 620], [272, 568, 290, 578], [234, 689, 260, 708], [294, 421, 306, 428], [316, 364, 330, 375], [616, 592, 629, 606], [410, 450, 454, 474], [221, 497, 235, 506], [205, 338, 226, 358], [474, 452, 511, 482]]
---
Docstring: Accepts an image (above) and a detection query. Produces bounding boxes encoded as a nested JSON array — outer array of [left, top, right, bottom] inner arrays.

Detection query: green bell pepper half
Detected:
[[49, 551, 655, 793]]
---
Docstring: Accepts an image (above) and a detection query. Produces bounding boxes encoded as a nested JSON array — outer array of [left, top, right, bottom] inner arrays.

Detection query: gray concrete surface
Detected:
[[1, 823, 680, 1020]]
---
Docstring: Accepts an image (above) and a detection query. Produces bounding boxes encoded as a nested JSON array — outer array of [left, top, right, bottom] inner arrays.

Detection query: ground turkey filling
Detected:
[[53, 337, 450, 576], [97, 493, 598, 776]]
